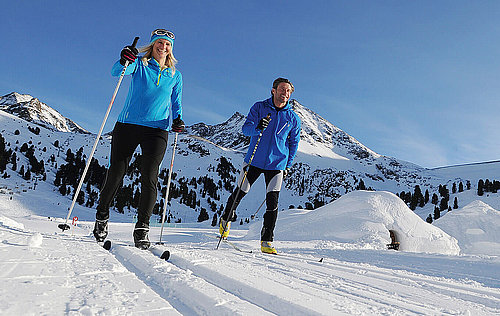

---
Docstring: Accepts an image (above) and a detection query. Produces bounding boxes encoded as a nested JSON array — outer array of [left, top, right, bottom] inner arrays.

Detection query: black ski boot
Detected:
[[93, 219, 108, 242], [133, 223, 151, 250]]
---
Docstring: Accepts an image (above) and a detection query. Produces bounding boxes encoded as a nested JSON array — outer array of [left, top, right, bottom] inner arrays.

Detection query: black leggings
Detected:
[[96, 122, 168, 226], [222, 164, 283, 241]]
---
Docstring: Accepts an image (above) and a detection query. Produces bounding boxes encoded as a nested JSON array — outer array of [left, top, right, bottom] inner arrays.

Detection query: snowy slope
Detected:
[[1, 188, 499, 315]]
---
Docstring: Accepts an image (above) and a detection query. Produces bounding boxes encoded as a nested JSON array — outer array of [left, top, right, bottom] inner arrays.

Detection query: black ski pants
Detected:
[[222, 164, 283, 241], [96, 122, 168, 227]]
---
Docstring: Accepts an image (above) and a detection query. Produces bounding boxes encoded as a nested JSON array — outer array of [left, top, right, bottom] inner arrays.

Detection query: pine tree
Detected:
[[439, 197, 449, 211], [198, 208, 209, 222], [0, 133, 10, 172], [434, 206, 441, 220], [211, 212, 218, 227], [453, 197, 458, 209], [478, 179, 484, 196], [431, 193, 439, 205], [458, 182, 464, 192], [77, 191, 85, 205], [59, 184, 67, 196], [19, 165, 25, 177], [24, 167, 31, 180], [356, 179, 366, 190], [426, 214, 433, 224]]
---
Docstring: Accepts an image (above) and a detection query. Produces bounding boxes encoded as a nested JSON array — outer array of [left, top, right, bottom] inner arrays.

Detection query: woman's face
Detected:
[[152, 38, 172, 62]]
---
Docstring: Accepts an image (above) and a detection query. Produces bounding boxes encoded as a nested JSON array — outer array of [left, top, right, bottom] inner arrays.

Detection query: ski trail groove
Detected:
[[109, 243, 273, 315], [241, 249, 500, 314]]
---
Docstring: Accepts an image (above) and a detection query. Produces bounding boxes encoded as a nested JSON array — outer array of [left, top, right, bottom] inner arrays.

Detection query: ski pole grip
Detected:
[[131, 37, 140, 48]]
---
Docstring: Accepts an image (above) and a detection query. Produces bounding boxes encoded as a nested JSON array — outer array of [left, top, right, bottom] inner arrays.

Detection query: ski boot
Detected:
[[219, 218, 231, 239], [261, 241, 277, 254], [93, 219, 108, 242], [133, 223, 151, 250]]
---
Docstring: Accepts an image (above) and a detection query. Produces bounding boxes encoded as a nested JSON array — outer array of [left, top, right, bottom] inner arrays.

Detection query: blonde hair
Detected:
[[139, 42, 178, 73]]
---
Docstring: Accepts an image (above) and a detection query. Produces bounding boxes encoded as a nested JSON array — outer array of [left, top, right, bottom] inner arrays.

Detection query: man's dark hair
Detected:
[[272, 77, 295, 92]]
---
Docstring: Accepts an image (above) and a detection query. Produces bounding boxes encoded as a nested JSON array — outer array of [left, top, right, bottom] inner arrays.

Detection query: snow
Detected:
[[434, 200, 500, 256], [247, 191, 460, 255], [27, 232, 43, 247], [1, 189, 499, 315], [1, 93, 499, 314]]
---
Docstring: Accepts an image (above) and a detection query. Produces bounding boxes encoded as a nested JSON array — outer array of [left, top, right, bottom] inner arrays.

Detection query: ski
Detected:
[[262, 251, 324, 263], [222, 238, 253, 253], [99, 239, 170, 261], [205, 234, 253, 253], [205, 234, 323, 262]]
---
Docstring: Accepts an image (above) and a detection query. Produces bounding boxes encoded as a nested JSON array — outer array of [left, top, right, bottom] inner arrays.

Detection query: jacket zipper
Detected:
[[277, 122, 289, 135]]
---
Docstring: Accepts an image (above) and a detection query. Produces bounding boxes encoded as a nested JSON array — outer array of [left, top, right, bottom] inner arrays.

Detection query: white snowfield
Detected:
[[1, 191, 499, 315]]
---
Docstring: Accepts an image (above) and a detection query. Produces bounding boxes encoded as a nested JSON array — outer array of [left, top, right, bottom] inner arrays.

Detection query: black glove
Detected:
[[120, 45, 139, 65], [256, 116, 271, 130], [171, 117, 185, 133], [283, 168, 290, 178]]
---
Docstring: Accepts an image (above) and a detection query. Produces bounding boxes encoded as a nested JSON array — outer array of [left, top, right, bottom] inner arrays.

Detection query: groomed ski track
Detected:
[[1, 212, 499, 315], [100, 227, 499, 315]]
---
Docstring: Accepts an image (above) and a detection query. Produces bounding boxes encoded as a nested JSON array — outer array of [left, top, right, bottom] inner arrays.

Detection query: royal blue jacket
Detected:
[[243, 98, 301, 170], [111, 58, 182, 130]]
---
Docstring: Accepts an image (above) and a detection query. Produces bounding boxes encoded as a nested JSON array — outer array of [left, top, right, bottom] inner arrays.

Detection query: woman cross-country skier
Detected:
[[219, 77, 301, 254], [93, 29, 185, 249]]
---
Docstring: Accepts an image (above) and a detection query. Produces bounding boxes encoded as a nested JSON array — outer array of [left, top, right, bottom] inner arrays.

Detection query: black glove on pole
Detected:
[[171, 117, 185, 133], [256, 115, 271, 130], [120, 45, 139, 65]]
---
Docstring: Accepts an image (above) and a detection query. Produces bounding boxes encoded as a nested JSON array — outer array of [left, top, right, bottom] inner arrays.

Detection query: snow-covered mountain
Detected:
[[0, 91, 499, 225], [0, 92, 89, 134]]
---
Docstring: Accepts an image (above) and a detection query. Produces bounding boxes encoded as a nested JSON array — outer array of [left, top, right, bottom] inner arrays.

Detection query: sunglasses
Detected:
[[151, 29, 175, 40]]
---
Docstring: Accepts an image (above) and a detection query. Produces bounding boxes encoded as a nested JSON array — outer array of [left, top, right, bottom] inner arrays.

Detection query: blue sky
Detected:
[[2, 1, 499, 168]]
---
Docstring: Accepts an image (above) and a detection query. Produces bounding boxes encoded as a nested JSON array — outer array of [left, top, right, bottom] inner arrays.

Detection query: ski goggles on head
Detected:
[[150, 29, 175, 45], [151, 29, 175, 39]]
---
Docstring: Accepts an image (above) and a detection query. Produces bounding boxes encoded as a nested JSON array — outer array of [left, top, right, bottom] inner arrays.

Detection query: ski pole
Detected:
[[58, 37, 139, 232], [158, 132, 178, 244], [251, 198, 266, 220], [216, 114, 271, 250], [251, 169, 288, 219]]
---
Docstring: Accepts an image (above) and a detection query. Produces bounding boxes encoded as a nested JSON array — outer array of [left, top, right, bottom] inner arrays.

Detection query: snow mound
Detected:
[[27, 232, 43, 248], [434, 200, 500, 256], [248, 191, 460, 255]]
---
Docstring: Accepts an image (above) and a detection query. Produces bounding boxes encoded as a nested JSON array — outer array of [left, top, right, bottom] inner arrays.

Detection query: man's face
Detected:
[[272, 82, 293, 107]]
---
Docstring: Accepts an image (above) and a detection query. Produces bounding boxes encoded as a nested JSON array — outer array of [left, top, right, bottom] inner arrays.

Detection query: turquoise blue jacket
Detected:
[[111, 58, 182, 130], [243, 98, 301, 170]]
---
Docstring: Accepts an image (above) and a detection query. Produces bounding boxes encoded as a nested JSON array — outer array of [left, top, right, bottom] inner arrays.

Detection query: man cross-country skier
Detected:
[[219, 77, 301, 254]]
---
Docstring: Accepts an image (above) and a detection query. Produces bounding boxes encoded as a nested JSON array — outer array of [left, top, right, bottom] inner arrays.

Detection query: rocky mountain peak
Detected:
[[0, 92, 89, 134]]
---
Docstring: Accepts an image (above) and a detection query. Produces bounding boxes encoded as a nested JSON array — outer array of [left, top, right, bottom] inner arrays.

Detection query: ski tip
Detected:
[[103, 240, 112, 250], [160, 250, 170, 261], [319, 258, 324, 263], [58, 223, 71, 231]]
